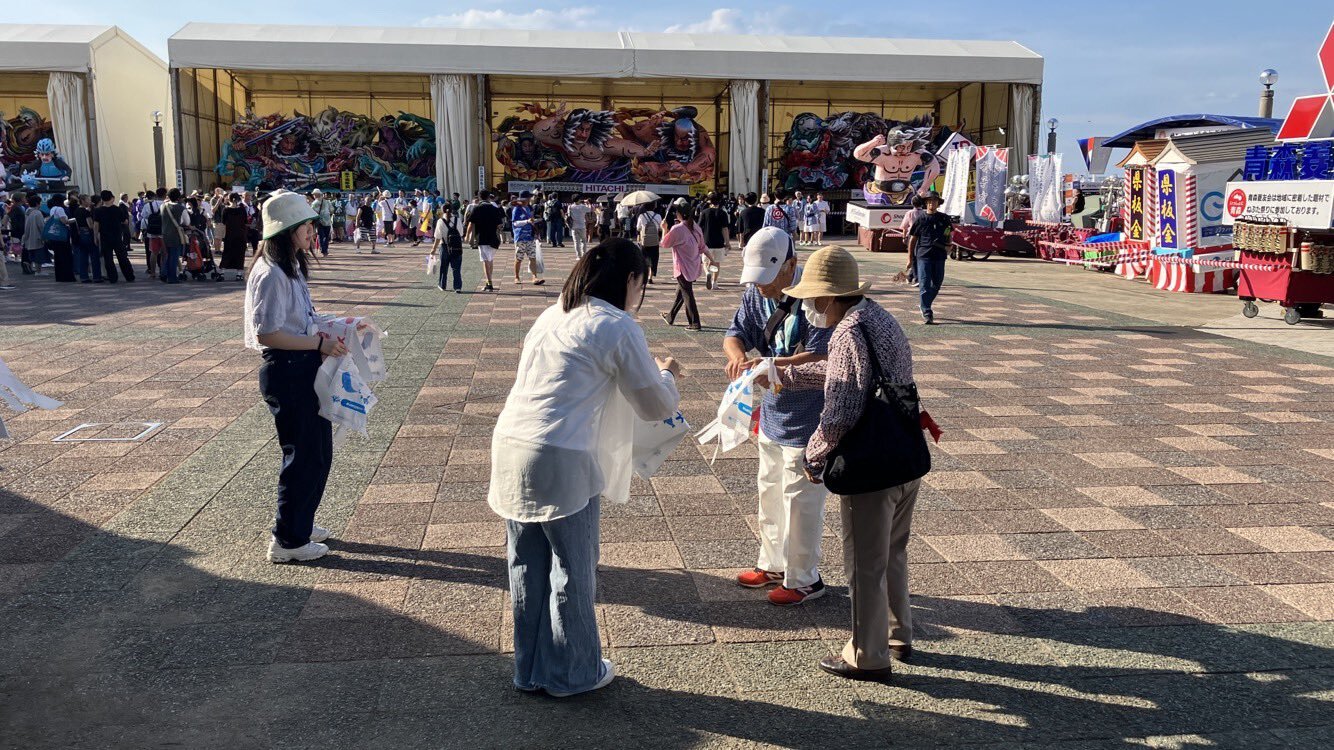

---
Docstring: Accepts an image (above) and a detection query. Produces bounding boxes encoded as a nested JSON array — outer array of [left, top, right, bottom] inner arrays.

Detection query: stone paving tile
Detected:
[[3, 243, 1333, 746]]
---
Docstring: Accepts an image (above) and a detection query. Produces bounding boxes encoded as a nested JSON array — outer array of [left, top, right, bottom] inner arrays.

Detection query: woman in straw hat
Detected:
[[244, 190, 351, 564], [766, 244, 923, 682]]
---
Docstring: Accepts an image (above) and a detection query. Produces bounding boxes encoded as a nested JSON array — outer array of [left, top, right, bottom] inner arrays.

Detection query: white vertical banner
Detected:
[[1028, 153, 1063, 223], [940, 146, 973, 218]]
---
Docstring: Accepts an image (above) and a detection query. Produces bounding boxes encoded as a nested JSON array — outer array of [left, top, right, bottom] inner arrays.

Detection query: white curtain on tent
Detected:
[[1008, 84, 1035, 178], [729, 80, 760, 195], [431, 74, 476, 197], [45, 72, 94, 191]]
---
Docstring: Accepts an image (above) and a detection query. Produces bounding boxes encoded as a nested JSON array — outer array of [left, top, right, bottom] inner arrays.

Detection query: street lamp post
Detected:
[[151, 110, 166, 189], [1046, 118, 1059, 155], [1259, 69, 1279, 118]]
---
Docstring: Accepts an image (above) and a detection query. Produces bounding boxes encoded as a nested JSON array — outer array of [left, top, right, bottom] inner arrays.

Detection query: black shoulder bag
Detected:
[[822, 322, 931, 495]]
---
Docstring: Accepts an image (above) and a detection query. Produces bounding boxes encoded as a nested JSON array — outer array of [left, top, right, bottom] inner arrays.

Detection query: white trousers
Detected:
[[755, 432, 827, 588], [571, 227, 589, 258]]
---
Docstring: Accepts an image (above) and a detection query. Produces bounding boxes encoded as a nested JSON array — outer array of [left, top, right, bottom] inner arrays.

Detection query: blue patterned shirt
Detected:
[[725, 267, 830, 447]]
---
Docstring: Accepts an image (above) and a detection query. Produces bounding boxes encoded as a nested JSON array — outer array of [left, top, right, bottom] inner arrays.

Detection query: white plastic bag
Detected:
[[633, 409, 690, 480], [315, 316, 388, 384], [426, 254, 440, 276], [314, 355, 379, 440], [534, 244, 546, 275], [0, 356, 63, 441], [310, 316, 387, 448], [695, 358, 778, 459]]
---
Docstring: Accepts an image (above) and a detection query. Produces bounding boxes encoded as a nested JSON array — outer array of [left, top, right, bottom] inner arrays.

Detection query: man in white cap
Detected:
[[723, 227, 831, 606]]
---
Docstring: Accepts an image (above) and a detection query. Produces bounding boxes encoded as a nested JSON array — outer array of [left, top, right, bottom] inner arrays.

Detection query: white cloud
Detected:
[[664, 9, 744, 34], [418, 8, 600, 30]]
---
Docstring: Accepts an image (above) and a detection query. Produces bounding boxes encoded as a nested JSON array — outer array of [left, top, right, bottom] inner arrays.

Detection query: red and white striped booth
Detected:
[[1147, 250, 1239, 293]]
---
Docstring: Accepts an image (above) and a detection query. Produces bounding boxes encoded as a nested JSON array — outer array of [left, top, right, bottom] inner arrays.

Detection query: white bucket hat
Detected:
[[261, 190, 318, 240]]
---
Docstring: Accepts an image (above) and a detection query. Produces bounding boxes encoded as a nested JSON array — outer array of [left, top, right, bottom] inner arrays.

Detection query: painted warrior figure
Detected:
[[626, 107, 716, 184], [531, 102, 660, 181], [852, 116, 940, 207]]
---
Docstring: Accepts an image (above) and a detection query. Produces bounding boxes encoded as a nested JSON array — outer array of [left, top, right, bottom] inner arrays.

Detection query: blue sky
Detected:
[[5, 3, 1332, 173]]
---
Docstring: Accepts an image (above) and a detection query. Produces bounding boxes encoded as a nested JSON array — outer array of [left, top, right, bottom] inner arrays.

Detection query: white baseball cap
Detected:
[[739, 227, 794, 286]]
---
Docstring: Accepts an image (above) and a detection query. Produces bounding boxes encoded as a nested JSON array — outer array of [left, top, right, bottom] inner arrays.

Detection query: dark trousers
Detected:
[[259, 350, 333, 549], [50, 241, 75, 282], [74, 232, 102, 281], [317, 224, 331, 255], [547, 220, 564, 246], [642, 245, 660, 278], [101, 237, 135, 282], [669, 276, 701, 327], [916, 253, 947, 319], [438, 248, 464, 291]]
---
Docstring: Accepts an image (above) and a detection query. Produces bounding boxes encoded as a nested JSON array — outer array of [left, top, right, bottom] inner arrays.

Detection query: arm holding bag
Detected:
[[821, 323, 930, 495]]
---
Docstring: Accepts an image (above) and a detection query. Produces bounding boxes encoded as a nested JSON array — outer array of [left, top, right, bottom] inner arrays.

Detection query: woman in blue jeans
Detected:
[[489, 239, 682, 697]]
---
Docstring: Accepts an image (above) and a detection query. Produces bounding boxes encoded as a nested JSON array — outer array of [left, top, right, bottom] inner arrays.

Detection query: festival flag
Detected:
[[1077, 137, 1111, 174]]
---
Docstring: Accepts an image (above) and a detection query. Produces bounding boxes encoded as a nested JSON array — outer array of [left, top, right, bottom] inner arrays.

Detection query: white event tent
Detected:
[[0, 25, 175, 193], [167, 23, 1043, 196]]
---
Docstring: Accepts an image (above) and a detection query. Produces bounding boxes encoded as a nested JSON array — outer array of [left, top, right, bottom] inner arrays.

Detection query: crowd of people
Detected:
[[239, 178, 942, 703]]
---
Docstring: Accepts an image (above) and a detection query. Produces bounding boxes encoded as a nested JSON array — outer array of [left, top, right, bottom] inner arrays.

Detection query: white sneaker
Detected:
[[267, 539, 328, 563], [309, 524, 332, 543], [547, 659, 615, 698]]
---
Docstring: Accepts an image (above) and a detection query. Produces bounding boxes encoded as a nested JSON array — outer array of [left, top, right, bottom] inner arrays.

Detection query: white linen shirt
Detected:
[[489, 298, 679, 522], [244, 256, 318, 351]]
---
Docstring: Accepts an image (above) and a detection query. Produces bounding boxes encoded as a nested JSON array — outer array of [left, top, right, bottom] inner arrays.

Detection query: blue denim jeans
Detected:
[[916, 253, 947, 320], [164, 244, 183, 282], [506, 496, 604, 694]]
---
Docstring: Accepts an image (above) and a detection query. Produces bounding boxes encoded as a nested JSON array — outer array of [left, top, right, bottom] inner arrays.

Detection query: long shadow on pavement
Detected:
[[3, 491, 1330, 749]]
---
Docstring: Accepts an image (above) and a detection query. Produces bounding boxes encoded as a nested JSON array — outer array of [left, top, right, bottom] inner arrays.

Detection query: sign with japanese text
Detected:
[[340, 171, 355, 191], [1157, 169, 1179, 248], [1127, 167, 1146, 240], [1221, 180, 1334, 228]]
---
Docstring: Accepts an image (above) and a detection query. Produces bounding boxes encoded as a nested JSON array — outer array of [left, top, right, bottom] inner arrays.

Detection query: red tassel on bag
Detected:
[[920, 410, 943, 444]]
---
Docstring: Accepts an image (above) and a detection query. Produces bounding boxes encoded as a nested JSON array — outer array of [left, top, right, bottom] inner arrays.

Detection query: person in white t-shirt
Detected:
[[375, 191, 396, 247], [566, 195, 593, 258]]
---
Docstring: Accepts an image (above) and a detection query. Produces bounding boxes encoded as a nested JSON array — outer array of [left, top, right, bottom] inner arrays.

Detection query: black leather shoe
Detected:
[[819, 655, 891, 682], [890, 645, 913, 663]]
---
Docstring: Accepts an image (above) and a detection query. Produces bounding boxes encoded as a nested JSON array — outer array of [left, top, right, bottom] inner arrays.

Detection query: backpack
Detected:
[[42, 215, 69, 243], [640, 213, 661, 246], [145, 202, 163, 235]]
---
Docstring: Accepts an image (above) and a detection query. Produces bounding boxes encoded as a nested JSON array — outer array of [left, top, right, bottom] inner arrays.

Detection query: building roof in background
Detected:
[[0, 25, 167, 73], [1104, 114, 1282, 149], [167, 23, 1043, 84], [1116, 140, 1169, 168], [1150, 129, 1277, 167]]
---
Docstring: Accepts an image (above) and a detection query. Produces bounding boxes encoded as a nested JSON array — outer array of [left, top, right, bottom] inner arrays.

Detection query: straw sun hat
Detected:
[[782, 245, 872, 299]]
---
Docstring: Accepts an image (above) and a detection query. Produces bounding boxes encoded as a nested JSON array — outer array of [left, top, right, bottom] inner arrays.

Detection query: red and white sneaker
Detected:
[[736, 569, 784, 588], [768, 579, 826, 606]]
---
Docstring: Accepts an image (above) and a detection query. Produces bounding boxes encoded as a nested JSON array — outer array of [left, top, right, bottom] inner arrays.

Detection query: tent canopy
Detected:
[[0, 25, 111, 72], [0, 24, 166, 74], [168, 23, 1043, 85], [1104, 114, 1282, 148]]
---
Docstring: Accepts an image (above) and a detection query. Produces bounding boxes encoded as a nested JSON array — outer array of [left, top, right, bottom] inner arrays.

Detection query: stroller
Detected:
[[183, 227, 224, 281]]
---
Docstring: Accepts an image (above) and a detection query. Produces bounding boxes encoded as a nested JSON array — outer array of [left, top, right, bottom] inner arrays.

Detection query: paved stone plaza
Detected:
[[1, 243, 1332, 749]]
